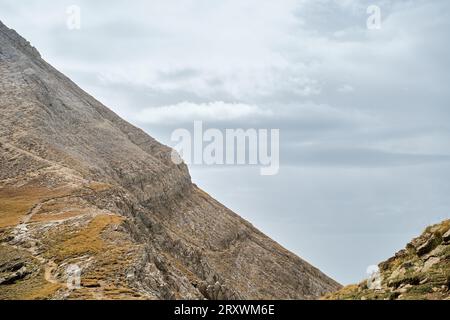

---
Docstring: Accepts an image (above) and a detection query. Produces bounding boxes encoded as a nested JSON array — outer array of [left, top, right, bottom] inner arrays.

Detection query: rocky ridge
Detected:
[[324, 220, 450, 300], [0, 21, 341, 300]]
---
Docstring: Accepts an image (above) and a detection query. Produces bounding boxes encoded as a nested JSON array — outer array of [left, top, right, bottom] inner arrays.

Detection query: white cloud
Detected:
[[337, 84, 355, 93], [2, 0, 450, 284], [134, 101, 272, 124]]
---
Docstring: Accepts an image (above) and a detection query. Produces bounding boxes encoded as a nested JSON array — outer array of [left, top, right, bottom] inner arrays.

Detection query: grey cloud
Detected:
[[281, 145, 450, 168], [2, 0, 449, 284]]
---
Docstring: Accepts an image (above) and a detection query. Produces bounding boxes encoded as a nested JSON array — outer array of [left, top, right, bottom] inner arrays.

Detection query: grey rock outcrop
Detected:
[[325, 220, 450, 300]]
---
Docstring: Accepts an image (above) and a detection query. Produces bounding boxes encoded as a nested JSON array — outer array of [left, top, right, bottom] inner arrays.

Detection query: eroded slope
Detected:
[[0, 21, 340, 300]]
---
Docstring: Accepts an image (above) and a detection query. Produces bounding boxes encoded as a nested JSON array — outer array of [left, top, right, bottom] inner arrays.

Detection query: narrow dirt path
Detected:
[[0, 139, 84, 183], [0, 138, 63, 169], [10, 198, 69, 288], [44, 260, 59, 284]]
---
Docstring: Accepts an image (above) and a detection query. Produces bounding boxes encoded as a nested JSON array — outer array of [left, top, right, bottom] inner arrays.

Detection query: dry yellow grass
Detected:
[[0, 186, 71, 228], [435, 219, 450, 234], [0, 272, 62, 300], [86, 182, 112, 192], [30, 210, 87, 223], [0, 245, 62, 300], [322, 284, 360, 300], [52, 214, 124, 262], [24, 282, 62, 300]]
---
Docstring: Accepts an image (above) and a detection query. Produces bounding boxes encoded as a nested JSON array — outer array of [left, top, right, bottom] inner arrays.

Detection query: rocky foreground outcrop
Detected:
[[324, 220, 450, 300], [0, 21, 341, 300]]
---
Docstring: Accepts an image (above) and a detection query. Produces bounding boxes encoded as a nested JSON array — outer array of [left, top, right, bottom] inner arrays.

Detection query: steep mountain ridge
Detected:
[[0, 21, 340, 300]]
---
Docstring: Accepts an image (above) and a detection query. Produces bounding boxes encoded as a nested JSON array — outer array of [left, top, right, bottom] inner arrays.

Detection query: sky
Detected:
[[1, 0, 449, 284]]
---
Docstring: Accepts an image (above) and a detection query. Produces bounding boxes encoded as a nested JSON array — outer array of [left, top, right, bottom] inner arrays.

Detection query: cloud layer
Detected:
[[2, 0, 449, 283]]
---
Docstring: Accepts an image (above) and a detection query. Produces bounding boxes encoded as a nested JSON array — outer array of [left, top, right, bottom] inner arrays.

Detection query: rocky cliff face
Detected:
[[325, 220, 450, 300], [0, 21, 340, 300]]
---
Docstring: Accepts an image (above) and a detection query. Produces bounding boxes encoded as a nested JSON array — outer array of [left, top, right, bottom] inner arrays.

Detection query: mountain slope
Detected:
[[324, 220, 450, 300], [0, 21, 340, 300]]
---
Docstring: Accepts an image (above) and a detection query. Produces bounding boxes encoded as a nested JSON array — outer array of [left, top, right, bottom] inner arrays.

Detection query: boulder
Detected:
[[416, 234, 441, 256], [443, 229, 450, 243]]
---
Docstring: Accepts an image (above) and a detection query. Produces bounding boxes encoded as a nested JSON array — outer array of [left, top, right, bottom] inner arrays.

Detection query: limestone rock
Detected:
[[0, 20, 340, 300], [324, 220, 450, 300], [443, 229, 450, 243], [416, 234, 441, 256]]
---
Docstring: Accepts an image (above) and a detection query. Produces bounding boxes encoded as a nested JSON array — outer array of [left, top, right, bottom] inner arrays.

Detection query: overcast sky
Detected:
[[1, 0, 449, 284]]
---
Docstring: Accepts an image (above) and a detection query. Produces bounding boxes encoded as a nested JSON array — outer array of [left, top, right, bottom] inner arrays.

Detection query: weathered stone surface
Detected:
[[324, 220, 450, 300], [0, 21, 340, 300], [443, 229, 450, 243], [416, 234, 441, 256]]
